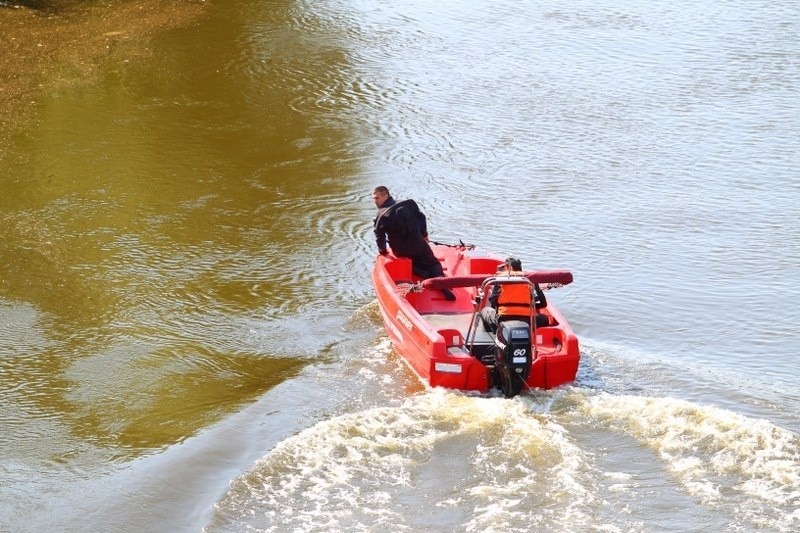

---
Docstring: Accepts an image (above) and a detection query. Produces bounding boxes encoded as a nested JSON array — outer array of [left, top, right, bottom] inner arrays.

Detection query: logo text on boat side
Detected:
[[396, 310, 413, 331]]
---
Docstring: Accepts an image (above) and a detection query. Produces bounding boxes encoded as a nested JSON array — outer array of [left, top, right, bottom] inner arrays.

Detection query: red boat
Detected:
[[371, 242, 580, 397]]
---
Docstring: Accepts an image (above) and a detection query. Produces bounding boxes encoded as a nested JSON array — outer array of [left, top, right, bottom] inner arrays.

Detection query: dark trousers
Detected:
[[406, 246, 444, 279]]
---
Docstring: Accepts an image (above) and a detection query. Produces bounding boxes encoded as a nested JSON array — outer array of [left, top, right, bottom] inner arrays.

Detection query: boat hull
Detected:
[[372, 244, 580, 394]]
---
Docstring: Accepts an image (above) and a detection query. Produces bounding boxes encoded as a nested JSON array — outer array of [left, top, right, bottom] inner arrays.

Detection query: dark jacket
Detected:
[[373, 197, 430, 257]]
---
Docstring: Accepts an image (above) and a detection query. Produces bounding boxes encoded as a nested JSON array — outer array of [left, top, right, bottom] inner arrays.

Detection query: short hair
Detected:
[[504, 257, 522, 271], [373, 185, 390, 195]]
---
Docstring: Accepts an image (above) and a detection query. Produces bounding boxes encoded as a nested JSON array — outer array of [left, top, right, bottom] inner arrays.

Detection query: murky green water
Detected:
[[1, 1, 362, 462]]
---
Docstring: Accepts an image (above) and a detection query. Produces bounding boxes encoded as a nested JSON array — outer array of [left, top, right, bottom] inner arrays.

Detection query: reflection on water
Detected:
[[0, 0, 208, 151], [0, 0, 367, 463]]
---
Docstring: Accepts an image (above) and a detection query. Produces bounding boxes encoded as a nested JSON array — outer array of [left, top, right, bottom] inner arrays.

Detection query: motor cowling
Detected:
[[494, 319, 532, 382]]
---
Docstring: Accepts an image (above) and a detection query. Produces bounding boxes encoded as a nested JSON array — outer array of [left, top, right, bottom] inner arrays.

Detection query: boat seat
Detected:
[[438, 328, 463, 348]]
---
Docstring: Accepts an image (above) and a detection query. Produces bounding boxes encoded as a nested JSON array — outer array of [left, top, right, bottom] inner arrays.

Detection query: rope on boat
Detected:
[[429, 239, 476, 250], [393, 281, 416, 297]]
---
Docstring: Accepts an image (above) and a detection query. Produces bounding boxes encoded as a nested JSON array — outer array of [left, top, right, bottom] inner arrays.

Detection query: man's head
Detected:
[[500, 257, 522, 272], [372, 186, 390, 208]]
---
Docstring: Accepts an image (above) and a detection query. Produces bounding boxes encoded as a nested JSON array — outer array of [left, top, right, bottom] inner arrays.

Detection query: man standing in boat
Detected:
[[372, 185, 455, 301]]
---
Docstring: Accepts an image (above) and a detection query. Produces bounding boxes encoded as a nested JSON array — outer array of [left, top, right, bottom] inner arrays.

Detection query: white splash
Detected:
[[573, 391, 800, 531], [208, 389, 599, 532]]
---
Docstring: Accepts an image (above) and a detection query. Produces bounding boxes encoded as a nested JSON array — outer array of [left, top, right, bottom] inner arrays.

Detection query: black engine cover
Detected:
[[495, 319, 532, 379]]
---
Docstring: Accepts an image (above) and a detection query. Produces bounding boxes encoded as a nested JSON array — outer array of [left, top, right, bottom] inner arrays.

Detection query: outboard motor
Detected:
[[494, 319, 532, 398]]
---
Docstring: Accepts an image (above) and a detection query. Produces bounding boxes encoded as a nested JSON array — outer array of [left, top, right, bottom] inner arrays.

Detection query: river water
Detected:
[[1, 0, 798, 531]]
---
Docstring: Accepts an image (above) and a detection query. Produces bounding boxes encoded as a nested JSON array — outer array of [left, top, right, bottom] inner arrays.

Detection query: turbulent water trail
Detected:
[[207, 385, 799, 532]]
